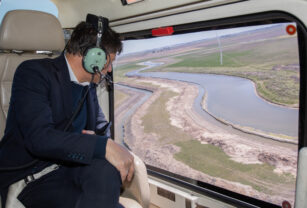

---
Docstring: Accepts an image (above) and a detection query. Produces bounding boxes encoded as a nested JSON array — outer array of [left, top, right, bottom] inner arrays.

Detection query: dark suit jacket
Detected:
[[0, 53, 110, 188]]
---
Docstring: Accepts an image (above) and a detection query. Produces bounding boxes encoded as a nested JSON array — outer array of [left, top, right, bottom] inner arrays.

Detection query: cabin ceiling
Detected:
[[51, 0, 244, 29], [50, 0, 307, 37]]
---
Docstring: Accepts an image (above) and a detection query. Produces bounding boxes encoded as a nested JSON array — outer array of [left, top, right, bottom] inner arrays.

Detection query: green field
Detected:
[[170, 51, 250, 68], [142, 90, 193, 143]]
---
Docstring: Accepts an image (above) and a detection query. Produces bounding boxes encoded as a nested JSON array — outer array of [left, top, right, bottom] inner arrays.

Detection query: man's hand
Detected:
[[82, 130, 134, 183], [105, 139, 134, 183], [82, 130, 95, 135]]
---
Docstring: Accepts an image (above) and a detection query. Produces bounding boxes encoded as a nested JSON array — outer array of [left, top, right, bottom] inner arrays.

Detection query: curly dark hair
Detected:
[[66, 21, 122, 56]]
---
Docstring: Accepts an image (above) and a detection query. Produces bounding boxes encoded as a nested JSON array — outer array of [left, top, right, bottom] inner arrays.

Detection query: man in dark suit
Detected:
[[0, 15, 134, 208]]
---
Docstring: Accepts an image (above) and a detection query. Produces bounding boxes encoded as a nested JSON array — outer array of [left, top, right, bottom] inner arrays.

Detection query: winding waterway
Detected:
[[126, 62, 298, 137]]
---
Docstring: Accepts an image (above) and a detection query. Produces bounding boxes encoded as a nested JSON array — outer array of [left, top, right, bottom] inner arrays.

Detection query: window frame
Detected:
[[112, 11, 307, 208]]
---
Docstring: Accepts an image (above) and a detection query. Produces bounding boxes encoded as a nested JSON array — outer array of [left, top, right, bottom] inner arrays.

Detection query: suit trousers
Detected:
[[16, 159, 123, 208]]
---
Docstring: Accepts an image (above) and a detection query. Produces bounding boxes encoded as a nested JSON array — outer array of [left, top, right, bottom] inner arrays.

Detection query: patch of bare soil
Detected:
[[121, 77, 296, 205]]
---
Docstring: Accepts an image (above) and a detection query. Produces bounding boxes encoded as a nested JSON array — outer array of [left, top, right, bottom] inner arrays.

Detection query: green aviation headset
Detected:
[[82, 14, 108, 74]]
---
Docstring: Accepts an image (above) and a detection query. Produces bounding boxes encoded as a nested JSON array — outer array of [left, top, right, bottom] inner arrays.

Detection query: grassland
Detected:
[[170, 51, 250, 68], [142, 90, 193, 143]]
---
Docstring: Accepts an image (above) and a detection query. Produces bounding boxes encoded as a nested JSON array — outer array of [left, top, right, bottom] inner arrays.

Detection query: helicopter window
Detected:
[[113, 21, 300, 207]]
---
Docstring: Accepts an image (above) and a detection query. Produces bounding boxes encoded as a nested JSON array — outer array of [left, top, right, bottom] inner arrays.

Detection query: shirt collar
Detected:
[[64, 53, 89, 86]]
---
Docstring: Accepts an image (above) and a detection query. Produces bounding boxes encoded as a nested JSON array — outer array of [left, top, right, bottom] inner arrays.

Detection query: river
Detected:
[[126, 62, 298, 137]]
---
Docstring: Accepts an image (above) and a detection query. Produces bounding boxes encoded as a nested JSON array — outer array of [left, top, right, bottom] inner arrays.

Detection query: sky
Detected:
[[0, 0, 58, 24], [121, 24, 276, 55]]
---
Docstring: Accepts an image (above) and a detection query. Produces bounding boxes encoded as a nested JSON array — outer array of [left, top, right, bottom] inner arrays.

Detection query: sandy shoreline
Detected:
[[116, 77, 297, 205]]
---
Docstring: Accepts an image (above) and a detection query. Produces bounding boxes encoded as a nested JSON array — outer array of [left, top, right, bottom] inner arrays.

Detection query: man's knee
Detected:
[[80, 159, 121, 193]]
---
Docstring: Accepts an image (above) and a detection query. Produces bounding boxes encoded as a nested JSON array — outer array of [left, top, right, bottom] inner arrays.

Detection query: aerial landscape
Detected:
[[113, 23, 299, 206]]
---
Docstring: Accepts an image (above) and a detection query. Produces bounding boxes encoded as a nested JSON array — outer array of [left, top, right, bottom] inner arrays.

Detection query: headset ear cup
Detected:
[[82, 47, 107, 74]]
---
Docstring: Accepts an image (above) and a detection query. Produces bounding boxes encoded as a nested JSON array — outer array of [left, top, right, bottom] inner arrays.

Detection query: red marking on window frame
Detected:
[[282, 200, 291, 208], [152, 27, 174, 37], [286, 25, 296, 35]]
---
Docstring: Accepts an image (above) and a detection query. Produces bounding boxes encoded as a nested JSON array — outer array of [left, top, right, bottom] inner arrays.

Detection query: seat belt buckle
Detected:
[[24, 174, 35, 184]]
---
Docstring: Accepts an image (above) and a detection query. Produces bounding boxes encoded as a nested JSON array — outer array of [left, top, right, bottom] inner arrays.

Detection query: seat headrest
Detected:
[[0, 10, 65, 51]]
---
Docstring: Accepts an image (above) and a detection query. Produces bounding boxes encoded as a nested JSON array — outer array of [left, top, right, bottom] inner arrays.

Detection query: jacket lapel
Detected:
[[86, 84, 97, 131], [53, 53, 73, 120]]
